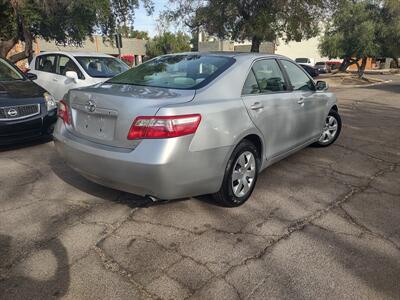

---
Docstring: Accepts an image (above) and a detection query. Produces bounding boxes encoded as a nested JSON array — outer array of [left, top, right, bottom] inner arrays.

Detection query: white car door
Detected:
[[51, 55, 88, 101], [30, 54, 58, 97]]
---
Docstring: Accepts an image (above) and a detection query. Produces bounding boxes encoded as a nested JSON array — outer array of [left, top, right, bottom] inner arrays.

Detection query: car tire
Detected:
[[313, 109, 342, 147], [213, 140, 260, 207]]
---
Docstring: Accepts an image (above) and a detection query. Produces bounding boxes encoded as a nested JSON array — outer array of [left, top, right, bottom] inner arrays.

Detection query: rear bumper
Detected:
[[54, 122, 230, 199], [0, 110, 57, 146]]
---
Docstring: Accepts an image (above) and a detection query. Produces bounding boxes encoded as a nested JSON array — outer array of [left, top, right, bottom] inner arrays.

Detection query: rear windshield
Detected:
[[76, 56, 129, 78], [107, 54, 235, 89], [315, 62, 325, 66]]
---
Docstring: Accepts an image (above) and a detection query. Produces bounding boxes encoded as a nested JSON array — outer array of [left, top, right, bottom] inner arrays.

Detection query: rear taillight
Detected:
[[127, 114, 202, 140], [58, 100, 71, 124]]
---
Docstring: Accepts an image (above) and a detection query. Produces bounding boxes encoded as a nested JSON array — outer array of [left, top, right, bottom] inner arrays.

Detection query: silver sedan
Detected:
[[54, 53, 341, 206]]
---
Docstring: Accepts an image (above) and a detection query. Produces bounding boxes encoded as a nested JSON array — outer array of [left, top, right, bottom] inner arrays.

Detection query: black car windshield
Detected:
[[315, 62, 326, 66], [107, 54, 235, 89], [75, 56, 129, 78], [0, 58, 24, 81]]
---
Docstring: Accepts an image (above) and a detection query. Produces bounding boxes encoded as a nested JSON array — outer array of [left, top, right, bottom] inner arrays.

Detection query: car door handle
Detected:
[[53, 78, 58, 82], [297, 98, 305, 105], [250, 102, 264, 110]]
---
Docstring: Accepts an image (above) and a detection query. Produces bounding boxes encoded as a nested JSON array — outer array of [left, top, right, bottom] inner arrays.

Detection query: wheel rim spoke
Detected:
[[319, 115, 338, 144], [231, 151, 256, 198]]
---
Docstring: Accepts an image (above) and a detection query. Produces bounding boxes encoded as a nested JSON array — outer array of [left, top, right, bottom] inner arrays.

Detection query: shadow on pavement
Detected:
[[0, 234, 70, 299]]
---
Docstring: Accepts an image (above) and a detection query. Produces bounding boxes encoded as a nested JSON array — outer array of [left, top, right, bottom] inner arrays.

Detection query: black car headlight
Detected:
[[44, 92, 57, 111]]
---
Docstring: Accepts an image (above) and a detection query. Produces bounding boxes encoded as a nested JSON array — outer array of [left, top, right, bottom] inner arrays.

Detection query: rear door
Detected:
[[279, 59, 327, 143], [241, 59, 300, 158], [66, 84, 196, 149]]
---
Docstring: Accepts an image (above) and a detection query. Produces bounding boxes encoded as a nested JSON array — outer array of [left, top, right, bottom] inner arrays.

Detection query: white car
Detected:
[[29, 51, 129, 101], [294, 58, 315, 67]]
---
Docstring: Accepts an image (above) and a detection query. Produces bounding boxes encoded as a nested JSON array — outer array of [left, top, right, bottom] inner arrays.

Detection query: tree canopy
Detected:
[[146, 32, 191, 58], [0, 0, 153, 62], [319, 0, 400, 76], [163, 0, 335, 52]]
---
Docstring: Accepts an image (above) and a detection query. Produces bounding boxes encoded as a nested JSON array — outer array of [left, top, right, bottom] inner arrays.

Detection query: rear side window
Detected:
[[251, 59, 287, 93], [57, 55, 84, 79], [36, 55, 56, 73], [281, 60, 315, 91], [108, 54, 235, 89], [242, 70, 260, 95]]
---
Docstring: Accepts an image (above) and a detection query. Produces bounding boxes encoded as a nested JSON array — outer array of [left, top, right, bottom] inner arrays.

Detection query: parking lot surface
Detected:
[[1, 76, 399, 299]]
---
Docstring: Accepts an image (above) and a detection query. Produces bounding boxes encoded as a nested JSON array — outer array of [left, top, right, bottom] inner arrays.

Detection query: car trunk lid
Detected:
[[66, 83, 195, 149]]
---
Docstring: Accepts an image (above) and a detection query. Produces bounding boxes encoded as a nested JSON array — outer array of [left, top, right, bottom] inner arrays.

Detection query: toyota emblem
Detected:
[[7, 108, 18, 117], [85, 100, 96, 113]]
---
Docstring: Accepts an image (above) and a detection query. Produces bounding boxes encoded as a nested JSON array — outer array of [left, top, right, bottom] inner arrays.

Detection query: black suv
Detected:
[[0, 57, 57, 146]]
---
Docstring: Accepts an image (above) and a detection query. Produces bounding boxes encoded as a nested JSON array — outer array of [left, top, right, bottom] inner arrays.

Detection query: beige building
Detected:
[[34, 35, 147, 66], [275, 36, 329, 63]]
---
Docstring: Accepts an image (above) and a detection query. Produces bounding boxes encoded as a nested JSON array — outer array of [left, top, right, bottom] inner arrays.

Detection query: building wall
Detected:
[[275, 37, 329, 63], [198, 40, 274, 54], [34, 36, 147, 56]]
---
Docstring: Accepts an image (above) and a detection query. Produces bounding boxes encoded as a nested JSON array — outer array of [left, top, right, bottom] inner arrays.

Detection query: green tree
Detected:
[[146, 31, 191, 58], [163, 0, 334, 52], [0, 0, 153, 62], [319, 0, 381, 77], [118, 25, 150, 39], [377, 0, 400, 67]]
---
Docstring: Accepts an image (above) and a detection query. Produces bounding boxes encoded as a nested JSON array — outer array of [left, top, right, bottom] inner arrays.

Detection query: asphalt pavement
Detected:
[[0, 75, 399, 299]]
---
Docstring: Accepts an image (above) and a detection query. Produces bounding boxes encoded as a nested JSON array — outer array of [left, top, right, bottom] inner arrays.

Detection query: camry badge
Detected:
[[85, 100, 96, 113]]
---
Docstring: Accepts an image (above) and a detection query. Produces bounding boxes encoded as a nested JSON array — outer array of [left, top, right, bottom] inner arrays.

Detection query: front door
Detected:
[[241, 59, 300, 158], [52, 55, 85, 101], [279, 60, 327, 143]]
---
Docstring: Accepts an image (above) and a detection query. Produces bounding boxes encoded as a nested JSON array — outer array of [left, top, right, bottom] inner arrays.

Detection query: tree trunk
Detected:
[[339, 57, 351, 72], [250, 36, 261, 53], [358, 57, 367, 78], [391, 57, 399, 68], [0, 38, 18, 58]]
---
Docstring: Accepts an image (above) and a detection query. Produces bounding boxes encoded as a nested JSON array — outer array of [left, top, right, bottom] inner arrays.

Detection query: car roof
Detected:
[[161, 51, 288, 60], [36, 51, 114, 58]]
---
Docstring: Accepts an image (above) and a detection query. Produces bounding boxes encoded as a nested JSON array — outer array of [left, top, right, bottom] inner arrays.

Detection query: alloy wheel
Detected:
[[319, 115, 338, 144], [231, 151, 256, 198]]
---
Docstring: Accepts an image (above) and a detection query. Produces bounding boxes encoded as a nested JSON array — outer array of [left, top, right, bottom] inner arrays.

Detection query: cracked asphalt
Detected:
[[1, 75, 399, 300]]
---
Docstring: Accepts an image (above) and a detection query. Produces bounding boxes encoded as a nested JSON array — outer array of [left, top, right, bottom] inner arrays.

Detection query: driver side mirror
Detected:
[[66, 71, 79, 83], [316, 80, 328, 91]]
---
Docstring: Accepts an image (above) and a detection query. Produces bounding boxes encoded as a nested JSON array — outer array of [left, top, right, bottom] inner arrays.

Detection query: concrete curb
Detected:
[[329, 79, 393, 89]]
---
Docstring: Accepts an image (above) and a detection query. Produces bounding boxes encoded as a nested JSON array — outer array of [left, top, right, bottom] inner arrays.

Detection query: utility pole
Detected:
[[115, 33, 123, 58]]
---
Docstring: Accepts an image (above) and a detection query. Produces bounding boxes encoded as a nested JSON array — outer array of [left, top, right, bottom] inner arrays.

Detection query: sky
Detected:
[[133, 0, 170, 37]]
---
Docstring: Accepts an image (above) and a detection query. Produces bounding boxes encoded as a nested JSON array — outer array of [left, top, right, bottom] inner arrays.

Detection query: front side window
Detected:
[[36, 55, 56, 73], [251, 59, 287, 93], [281, 60, 315, 91], [108, 54, 235, 89], [75, 56, 129, 78], [0, 58, 24, 81], [57, 55, 84, 79]]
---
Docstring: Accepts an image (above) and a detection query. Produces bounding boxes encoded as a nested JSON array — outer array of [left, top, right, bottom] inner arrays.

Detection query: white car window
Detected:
[[36, 55, 57, 73]]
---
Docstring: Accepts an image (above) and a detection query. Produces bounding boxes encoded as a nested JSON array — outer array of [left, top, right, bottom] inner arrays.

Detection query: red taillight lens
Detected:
[[127, 114, 202, 140], [58, 100, 71, 124]]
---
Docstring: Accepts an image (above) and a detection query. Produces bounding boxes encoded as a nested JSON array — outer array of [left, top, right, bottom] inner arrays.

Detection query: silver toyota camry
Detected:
[[54, 53, 341, 206]]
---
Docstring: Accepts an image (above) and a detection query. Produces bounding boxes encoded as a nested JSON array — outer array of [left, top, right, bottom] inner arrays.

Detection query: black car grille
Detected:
[[0, 104, 40, 120]]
